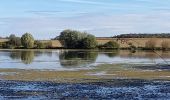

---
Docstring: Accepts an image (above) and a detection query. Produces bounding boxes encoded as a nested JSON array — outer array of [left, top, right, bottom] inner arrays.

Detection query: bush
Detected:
[[35, 41, 53, 49], [81, 34, 97, 49], [21, 33, 34, 49], [2, 43, 15, 49], [36, 42, 46, 49], [102, 41, 120, 49]]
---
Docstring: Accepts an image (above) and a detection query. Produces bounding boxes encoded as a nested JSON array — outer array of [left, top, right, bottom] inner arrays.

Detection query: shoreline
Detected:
[[0, 48, 169, 51]]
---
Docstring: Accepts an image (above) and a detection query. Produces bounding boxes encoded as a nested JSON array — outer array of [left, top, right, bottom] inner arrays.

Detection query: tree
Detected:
[[59, 29, 80, 48], [8, 34, 21, 48], [81, 34, 97, 49], [21, 33, 34, 49], [59, 29, 97, 49]]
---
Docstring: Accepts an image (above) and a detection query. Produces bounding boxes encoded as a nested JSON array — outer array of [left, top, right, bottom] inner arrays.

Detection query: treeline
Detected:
[[114, 33, 170, 38], [0, 29, 120, 49], [0, 33, 52, 49]]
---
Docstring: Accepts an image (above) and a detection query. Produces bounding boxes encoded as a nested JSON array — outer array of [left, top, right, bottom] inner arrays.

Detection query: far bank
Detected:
[[0, 37, 170, 50]]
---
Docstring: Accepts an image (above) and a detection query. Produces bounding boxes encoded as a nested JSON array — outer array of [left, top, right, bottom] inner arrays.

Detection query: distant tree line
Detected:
[[1, 33, 52, 49], [114, 33, 170, 38]]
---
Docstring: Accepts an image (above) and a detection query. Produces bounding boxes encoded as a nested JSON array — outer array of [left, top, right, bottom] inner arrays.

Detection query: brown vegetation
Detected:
[[161, 41, 170, 50], [1, 38, 170, 49], [145, 39, 157, 50]]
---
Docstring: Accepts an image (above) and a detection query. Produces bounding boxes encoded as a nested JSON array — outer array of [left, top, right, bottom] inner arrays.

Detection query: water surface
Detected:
[[0, 50, 170, 99]]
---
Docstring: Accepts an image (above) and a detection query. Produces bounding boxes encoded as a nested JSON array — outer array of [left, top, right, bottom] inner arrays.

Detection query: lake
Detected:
[[0, 49, 170, 99]]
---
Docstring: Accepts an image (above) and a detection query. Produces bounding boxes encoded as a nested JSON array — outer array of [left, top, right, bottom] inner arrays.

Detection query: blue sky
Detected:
[[1, 0, 170, 39]]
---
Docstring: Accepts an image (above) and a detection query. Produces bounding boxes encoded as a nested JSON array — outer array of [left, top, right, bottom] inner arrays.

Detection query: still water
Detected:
[[0, 50, 170, 99], [0, 49, 170, 81]]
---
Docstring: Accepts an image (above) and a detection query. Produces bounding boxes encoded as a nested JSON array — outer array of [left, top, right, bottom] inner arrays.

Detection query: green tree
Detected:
[[8, 34, 21, 48], [21, 33, 34, 48], [59, 29, 97, 49], [59, 29, 87, 48], [81, 34, 97, 49]]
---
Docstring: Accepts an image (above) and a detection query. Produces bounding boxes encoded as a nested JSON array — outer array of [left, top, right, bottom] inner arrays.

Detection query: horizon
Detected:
[[1, 0, 170, 39]]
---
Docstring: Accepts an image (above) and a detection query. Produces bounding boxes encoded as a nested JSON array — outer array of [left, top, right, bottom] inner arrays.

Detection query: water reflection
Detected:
[[10, 51, 35, 64], [21, 51, 34, 64], [2, 50, 170, 70], [59, 51, 98, 67], [10, 51, 21, 60]]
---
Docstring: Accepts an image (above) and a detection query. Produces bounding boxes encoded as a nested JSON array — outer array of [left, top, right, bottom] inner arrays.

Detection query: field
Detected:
[[48, 38, 170, 48], [97, 38, 170, 48]]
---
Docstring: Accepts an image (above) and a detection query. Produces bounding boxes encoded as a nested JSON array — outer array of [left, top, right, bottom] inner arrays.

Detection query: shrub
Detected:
[[36, 42, 46, 49], [2, 43, 15, 49], [35, 41, 53, 49], [81, 34, 97, 49], [21, 33, 34, 49], [102, 41, 120, 49]]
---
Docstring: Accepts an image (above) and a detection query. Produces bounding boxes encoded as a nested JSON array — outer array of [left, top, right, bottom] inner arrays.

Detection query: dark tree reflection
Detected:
[[10, 51, 22, 60], [21, 51, 35, 64], [59, 51, 98, 67], [10, 50, 35, 64]]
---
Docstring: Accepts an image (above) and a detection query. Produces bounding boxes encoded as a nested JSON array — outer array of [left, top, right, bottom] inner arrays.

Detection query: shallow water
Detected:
[[0, 49, 170, 99]]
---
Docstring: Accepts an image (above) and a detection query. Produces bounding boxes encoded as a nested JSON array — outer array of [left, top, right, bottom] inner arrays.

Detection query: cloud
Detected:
[[1, 0, 170, 39], [58, 0, 104, 5], [1, 10, 170, 39], [27, 10, 89, 17]]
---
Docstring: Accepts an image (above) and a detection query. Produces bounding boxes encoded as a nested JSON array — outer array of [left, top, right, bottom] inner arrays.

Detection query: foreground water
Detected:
[[0, 49, 170, 99]]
